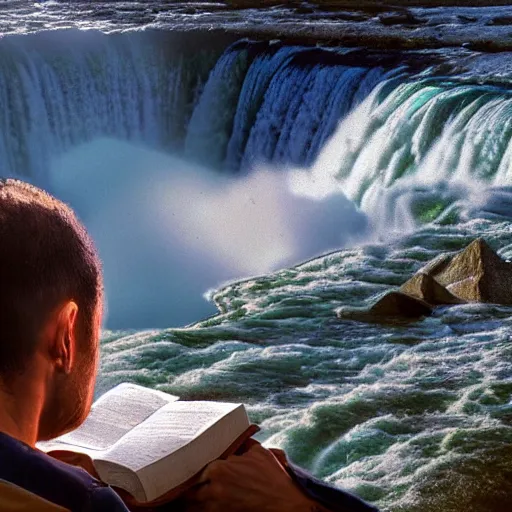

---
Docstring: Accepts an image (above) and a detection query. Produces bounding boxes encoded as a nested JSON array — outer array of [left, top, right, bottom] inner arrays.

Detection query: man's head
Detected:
[[0, 179, 103, 441]]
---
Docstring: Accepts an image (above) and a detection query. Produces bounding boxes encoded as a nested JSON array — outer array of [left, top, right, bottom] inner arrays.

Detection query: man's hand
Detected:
[[182, 443, 319, 512]]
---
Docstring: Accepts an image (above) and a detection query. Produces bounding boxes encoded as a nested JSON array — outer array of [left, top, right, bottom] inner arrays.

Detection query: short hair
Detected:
[[0, 179, 102, 376]]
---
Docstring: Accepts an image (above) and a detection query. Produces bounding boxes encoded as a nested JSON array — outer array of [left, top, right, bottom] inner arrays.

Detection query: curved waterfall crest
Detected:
[[0, 29, 511, 217], [287, 75, 512, 232]]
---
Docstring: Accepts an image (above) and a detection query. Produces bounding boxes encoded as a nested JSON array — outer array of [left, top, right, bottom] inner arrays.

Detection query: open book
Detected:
[[37, 383, 255, 504]]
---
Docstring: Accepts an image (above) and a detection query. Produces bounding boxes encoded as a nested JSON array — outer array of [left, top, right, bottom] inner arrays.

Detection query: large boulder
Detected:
[[370, 291, 433, 318], [337, 291, 432, 324], [421, 238, 512, 304], [400, 272, 465, 306]]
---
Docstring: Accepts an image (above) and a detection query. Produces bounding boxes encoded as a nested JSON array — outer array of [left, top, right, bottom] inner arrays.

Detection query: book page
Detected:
[[101, 401, 247, 471], [40, 383, 179, 451], [141, 402, 251, 501], [96, 401, 251, 502]]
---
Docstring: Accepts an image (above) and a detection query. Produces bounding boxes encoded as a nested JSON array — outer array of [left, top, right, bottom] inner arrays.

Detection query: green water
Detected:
[[97, 218, 512, 511], [95, 71, 512, 512]]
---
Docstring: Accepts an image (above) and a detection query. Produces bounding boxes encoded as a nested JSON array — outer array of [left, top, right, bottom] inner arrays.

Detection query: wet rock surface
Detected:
[[337, 291, 433, 324], [423, 238, 512, 305], [400, 272, 464, 306]]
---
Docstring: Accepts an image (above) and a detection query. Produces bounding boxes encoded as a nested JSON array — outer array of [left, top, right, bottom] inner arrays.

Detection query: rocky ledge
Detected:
[[218, 1, 512, 52], [7, 1, 512, 55]]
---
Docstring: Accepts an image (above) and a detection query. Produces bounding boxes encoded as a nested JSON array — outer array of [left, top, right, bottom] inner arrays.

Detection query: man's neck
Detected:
[[0, 375, 45, 447]]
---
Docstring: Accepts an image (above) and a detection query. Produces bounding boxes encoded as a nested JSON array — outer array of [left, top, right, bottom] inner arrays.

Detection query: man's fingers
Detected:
[[241, 438, 261, 452], [182, 479, 219, 505], [194, 443, 290, 498], [239, 442, 276, 459], [243, 443, 288, 466], [245, 441, 266, 453], [182, 443, 312, 512], [182, 482, 222, 512], [197, 458, 230, 484], [269, 447, 288, 468]]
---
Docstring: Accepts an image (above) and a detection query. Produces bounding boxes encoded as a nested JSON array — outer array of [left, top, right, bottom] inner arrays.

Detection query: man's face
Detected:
[[38, 295, 103, 441]]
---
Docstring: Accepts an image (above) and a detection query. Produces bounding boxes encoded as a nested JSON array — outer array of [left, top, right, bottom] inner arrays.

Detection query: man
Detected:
[[0, 179, 378, 512]]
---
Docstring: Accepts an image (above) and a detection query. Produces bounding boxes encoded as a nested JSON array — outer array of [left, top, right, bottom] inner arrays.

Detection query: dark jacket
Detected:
[[0, 432, 378, 512]]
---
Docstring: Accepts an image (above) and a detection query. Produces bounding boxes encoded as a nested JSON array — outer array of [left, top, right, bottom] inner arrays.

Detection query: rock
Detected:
[[296, 5, 316, 14], [421, 252, 454, 277], [337, 291, 432, 324], [446, 277, 480, 301], [370, 291, 433, 318], [400, 272, 464, 306], [461, 40, 503, 53], [487, 16, 512, 26], [379, 11, 425, 26], [423, 238, 512, 304], [458, 14, 478, 23]]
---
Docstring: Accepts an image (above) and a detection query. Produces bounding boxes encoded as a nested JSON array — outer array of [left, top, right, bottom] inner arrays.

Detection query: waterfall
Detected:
[[184, 40, 256, 169], [185, 43, 389, 171], [289, 76, 512, 232], [319, 79, 512, 198], [240, 53, 386, 170], [0, 31, 389, 180], [1, 28, 512, 220], [0, 30, 224, 180]]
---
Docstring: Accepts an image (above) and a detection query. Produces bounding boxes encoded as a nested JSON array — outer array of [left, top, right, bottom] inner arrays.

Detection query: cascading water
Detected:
[[0, 32, 391, 179], [290, 75, 512, 236], [5, 29, 511, 235], [2, 23, 512, 512], [0, 30, 225, 180], [225, 48, 389, 170]]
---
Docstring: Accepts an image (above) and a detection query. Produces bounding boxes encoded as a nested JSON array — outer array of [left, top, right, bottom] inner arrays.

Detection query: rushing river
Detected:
[[2, 3, 512, 511]]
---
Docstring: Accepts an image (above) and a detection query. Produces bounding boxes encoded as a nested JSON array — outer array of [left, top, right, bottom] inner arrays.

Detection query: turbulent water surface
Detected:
[[2, 3, 512, 511]]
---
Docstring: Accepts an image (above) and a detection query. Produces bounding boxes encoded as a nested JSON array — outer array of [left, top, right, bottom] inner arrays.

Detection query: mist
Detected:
[[49, 138, 367, 329]]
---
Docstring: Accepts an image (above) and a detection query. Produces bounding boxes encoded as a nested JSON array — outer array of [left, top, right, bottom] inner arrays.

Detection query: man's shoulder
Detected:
[[0, 432, 128, 512]]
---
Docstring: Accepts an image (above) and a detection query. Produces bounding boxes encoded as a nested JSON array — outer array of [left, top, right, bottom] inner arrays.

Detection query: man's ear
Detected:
[[50, 301, 78, 375]]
